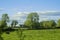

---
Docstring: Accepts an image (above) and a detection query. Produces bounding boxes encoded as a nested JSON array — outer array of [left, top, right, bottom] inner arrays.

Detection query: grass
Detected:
[[2, 29, 60, 40]]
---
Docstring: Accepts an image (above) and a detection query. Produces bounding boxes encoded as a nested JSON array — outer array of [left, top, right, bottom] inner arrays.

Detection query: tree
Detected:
[[1, 13, 9, 28], [2, 13, 9, 22], [24, 12, 39, 29], [11, 20, 18, 27], [40, 21, 44, 28], [48, 20, 56, 28], [0, 13, 9, 34], [57, 19, 60, 27], [40, 21, 48, 28], [0, 13, 9, 40], [40, 21, 49, 28], [24, 20, 33, 29], [40, 20, 56, 28], [0, 20, 7, 28], [0, 21, 4, 40], [27, 12, 39, 22]]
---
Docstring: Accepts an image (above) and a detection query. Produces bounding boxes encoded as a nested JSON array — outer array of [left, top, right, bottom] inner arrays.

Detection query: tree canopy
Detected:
[[24, 12, 39, 29]]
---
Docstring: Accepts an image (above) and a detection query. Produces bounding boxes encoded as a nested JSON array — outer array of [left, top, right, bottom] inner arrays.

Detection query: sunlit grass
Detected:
[[2, 29, 60, 40]]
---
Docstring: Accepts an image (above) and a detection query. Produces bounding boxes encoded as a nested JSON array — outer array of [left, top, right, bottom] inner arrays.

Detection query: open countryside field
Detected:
[[2, 29, 60, 40]]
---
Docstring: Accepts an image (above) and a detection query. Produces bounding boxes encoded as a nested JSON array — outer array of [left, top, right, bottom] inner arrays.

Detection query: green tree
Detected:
[[40, 21, 44, 28], [0, 13, 9, 40], [57, 19, 60, 27], [0, 21, 4, 40], [48, 20, 56, 28], [40, 20, 56, 28], [27, 12, 39, 22], [2, 13, 9, 22], [1, 13, 9, 28], [24, 12, 39, 29], [24, 20, 33, 29], [0, 20, 7, 28], [11, 20, 18, 27]]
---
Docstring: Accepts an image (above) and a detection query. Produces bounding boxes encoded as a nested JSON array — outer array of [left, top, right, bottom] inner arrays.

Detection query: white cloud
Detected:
[[10, 12, 30, 24], [37, 11, 60, 14], [11, 12, 29, 20], [40, 16, 60, 22], [10, 11, 60, 24]]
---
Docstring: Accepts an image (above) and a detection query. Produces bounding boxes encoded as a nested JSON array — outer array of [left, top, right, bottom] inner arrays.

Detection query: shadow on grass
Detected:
[[0, 36, 3, 40], [27, 28, 60, 30]]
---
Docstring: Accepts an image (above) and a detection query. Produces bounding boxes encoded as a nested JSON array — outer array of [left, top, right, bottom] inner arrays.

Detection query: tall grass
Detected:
[[2, 29, 60, 40]]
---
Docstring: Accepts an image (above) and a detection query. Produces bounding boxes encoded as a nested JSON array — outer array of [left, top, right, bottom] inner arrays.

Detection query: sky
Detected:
[[0, 0, 60, 24]]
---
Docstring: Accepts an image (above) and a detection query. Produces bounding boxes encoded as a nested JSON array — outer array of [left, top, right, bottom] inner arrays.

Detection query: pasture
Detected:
[[2, 29, 60, 40]]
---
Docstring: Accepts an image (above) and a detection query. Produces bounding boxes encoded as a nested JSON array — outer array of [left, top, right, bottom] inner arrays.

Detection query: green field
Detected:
[[2, 29, 60, 40]]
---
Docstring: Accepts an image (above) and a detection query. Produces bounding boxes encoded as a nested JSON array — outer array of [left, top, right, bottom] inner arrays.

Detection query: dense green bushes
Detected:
[[0, 13, 60, 40], [39, 20, 56, 29], [24, 12, 60, 29], [0, 13, 60, 30]]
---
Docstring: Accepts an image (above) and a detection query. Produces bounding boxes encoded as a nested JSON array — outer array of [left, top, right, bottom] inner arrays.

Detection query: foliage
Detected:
[[2, 29, 60, 40], [1, 13, 9, 28], [11, 20, 18, 27], [17, 28, 26, 40], [2, 13, 9, 22], [57, 19, 60, 27], [0, 13, 9, 40], [40, 20, 56, 28], [24, 12, 39, 29]]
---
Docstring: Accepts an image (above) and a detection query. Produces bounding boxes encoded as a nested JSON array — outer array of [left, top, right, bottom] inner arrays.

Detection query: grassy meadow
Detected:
[[1, 29, 60, 40]]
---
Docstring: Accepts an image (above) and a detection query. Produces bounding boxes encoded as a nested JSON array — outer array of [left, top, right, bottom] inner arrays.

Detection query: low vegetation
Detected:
[[0, 13, 60, 40], [2, 29, 60, 40]]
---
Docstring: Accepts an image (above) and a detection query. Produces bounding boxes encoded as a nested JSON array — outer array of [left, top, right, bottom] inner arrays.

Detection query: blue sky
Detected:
[[0, 0, 60, 24]]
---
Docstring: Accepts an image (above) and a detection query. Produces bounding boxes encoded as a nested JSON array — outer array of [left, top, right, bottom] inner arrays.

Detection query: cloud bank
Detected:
[[10, 11, 60, 24]]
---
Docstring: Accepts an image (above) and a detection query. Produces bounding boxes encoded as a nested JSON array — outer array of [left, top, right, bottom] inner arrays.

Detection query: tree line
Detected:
[[0, 13, 25, 40], [0, 12, 60, 30], [24, 12, 60, 29], [0, 12, 60, 40]]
